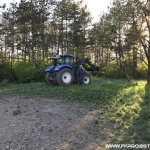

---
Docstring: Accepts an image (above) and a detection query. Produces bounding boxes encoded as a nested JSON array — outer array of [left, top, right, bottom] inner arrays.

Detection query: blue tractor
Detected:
[[45, 54, 99, 86]]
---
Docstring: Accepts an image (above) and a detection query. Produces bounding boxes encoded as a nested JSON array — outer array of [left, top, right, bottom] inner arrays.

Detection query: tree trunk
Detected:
[[147, 59, 150, 84], [133, 47, 137, 78]]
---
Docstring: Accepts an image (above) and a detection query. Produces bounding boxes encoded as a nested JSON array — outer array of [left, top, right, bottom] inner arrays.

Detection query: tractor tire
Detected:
[[45, 72, 51, 85], [80, 73, 91, 85], [56, 68, 74, 86]]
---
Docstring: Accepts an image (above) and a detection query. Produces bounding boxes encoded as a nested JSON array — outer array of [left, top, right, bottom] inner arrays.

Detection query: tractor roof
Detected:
[[60, 54, 74, 57], [50, 54, 74, 60]]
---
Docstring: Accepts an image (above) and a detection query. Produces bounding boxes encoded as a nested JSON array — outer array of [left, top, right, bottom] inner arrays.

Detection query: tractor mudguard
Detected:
[[54, 64, 73, 71], [45, 66, 54, 73]]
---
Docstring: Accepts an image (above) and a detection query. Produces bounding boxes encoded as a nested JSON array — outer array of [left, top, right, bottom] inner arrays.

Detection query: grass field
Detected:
[[0, 78, 150, 146]]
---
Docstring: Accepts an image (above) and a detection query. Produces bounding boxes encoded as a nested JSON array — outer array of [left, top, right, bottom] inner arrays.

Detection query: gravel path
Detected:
[[0, 96, 105, 150]]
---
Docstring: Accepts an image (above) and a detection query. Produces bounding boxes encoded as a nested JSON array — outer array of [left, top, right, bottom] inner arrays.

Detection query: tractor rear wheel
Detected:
[[56, 68, 74, 86], [45, 72, 51, 85], [45, 72, 57, 85], [80, 73, 91, 85]]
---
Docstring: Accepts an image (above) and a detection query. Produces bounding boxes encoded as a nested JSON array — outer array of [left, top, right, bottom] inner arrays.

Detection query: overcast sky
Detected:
[[0, 0, 112, 23]]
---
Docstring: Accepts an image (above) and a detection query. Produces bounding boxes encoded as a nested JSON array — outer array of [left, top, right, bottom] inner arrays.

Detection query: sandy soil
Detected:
[[0, 96, 111, 150]]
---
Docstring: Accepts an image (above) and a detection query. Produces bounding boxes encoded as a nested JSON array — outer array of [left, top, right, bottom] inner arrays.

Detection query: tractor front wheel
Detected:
[[80, 73, 91, 85], [56, 68, 74, 86]]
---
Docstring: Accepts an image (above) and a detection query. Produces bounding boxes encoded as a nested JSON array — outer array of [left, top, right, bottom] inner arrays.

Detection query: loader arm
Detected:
[[77, 58, 99, 73], [83, 58, 99, 72]]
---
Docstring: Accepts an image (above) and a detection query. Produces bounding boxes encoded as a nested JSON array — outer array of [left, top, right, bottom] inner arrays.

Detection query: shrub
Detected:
[[14, 61, 45, 83], [99, 60, 147, 79], [101, 61, 119, 78], [136, 62, 147, 79], [0, 79, 10, 87], [0, 62, 12, 82]]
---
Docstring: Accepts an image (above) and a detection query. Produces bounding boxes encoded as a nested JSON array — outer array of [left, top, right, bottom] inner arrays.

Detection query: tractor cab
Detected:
[[60, 54, 75, 66], [51, 54, 75, 66]]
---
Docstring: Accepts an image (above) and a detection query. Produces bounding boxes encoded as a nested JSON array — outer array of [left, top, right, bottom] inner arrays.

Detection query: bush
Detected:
[[101, 61, 119, 78], [99, 60, 148, 79], [0, 62, 12, 82], [14, 61, 45, 83], [0, 79, 10, 87], [136, 62, 147, 79]]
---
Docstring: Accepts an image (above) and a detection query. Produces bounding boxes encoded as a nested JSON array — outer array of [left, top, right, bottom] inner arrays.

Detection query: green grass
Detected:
[[0, 78, 126, 107], [0, 78, 150, 145]]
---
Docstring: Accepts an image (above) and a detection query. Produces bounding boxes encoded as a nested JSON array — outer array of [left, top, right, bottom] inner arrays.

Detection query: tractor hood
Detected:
[[45, 66, 54, 72], [55, 64, 73, 71]]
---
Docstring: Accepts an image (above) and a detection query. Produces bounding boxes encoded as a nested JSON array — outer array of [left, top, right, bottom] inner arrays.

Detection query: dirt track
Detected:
[[0, 96, 108, 150]]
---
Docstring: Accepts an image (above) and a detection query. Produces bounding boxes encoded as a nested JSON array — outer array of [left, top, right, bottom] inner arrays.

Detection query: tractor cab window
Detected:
[[51, 56, 74, 66], [64, 56, 74, 65], [51, 58, 63, 66], [57, 58, 63, 65]]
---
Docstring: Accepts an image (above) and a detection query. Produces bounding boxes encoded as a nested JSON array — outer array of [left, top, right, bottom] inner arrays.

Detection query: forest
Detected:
[[0, 0, 150, 83]]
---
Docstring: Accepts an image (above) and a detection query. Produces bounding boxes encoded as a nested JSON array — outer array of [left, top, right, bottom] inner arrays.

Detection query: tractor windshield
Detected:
[[51, 56, 74, 66], [64, 56, 74, 65]]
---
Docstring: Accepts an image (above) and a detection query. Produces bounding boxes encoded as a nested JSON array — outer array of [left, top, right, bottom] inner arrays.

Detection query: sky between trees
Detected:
[[0, 0, 112, 23]]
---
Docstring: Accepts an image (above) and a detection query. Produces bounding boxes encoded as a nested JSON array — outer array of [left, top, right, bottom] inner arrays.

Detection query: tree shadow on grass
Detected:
[[121, 83, 150, 144]]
